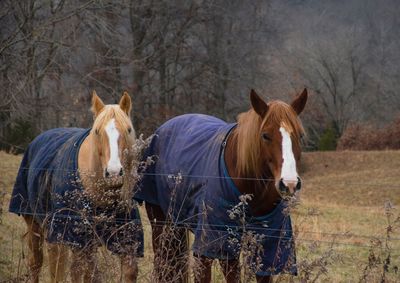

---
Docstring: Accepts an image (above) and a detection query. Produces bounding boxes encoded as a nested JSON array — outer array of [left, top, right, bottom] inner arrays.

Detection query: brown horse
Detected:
[[136, 88, 308, 282], [9, 92, 142, 282]]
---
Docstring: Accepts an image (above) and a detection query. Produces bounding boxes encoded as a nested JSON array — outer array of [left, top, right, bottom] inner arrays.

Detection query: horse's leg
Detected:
[[145, 203, 165, 281], [145, 202, 189, 283], [219, 258, 241, 283], [47, 243, 68, 282], [23, 215, 44, 283], [70, 246, 100, 283], [193, 255, 213, 283], [121, 255, 138, 283], [256, 275, 273, 283]]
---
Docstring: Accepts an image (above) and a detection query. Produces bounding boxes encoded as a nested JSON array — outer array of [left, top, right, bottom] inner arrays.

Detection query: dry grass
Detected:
[[300, 150, 400, 206], [1, 150, 399, 282], [292, 150, 400, 282]]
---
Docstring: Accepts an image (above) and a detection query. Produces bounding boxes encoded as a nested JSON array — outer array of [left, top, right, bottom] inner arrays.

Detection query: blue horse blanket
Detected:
[[135, 114, 297, 275], [9, 128, 144, 256]]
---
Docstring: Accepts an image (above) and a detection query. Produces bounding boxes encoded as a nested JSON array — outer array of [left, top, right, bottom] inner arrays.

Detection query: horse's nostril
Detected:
[[105, 169, 110, 178], [119, 168, 123, 176], [279, 178, 288, 193], [296, 177, 302, 191]]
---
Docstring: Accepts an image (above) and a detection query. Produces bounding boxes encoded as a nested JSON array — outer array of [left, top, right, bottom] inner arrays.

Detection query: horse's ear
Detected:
[[119, 91, 132, 116], [250, 89, 269, 118], [291, 88, 308, 115], [91, 90, 105, 118]]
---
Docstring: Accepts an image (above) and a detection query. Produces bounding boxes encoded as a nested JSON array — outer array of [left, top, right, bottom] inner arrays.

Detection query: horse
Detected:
[[9, 91, 144, 283], [135, 88, 308, 283]]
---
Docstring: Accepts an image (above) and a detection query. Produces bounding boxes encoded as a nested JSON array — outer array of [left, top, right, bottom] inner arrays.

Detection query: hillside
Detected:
[[0, 150, 399, 282], [301, 150, 400, 206]]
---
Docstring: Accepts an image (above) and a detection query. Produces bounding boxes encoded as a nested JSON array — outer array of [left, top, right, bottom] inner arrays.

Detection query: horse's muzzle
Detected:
[[278, 177, 302, 197], [104, 167, 124, 178]]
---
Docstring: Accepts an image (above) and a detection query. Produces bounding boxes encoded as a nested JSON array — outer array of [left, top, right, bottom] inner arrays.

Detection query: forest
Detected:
[[1, 0, 400, 152]]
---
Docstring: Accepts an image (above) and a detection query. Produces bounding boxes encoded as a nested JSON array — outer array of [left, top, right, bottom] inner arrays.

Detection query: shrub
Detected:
[[318, 126, 339, 151], [337, 116, 400, 150], [0, 119, 35, 154]]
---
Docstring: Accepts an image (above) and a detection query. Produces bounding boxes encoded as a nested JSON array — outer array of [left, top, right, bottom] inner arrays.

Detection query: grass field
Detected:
[[0, 150, 399, 282]]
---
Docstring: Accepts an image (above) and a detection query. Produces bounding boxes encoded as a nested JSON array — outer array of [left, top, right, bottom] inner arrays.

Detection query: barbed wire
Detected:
[[1, 137, 399, 252], [0, 165, 400, 188], [4, 208, 400, 246], [2, 220, 397, 250], [1, 169, 399, 246]]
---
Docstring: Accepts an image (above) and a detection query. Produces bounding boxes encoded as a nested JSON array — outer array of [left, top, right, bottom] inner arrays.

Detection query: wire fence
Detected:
[[1, 167, 400, 249], [1, 179, 399, 282], [3, 209, 399, 245], [0, 138, 399, 256], [1, 165, 400, 189]]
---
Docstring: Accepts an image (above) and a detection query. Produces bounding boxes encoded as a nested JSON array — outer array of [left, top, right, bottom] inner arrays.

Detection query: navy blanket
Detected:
[[135, 114, 296, 275], [9, 128, 144, 256]]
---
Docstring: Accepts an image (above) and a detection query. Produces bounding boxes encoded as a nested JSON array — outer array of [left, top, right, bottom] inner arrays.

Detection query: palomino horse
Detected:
[[9, 92, 143, 282], [136, 89, 308, 282]]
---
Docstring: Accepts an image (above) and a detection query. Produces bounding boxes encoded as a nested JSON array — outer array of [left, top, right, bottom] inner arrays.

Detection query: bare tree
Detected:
[[3, 0, 400, 152]]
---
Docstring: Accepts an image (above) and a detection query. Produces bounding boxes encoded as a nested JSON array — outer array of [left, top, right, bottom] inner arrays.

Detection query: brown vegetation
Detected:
[[337, 116, 400, 150]]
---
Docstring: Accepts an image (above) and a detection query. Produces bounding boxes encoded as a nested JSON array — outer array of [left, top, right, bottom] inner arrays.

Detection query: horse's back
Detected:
[[154, 113, 228, 162], [9, 128, 89, 221], [135, 114, 235, 219]]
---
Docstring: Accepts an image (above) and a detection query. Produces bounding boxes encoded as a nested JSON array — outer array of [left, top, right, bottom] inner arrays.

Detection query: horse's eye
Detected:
[[128, 127, 132, 134], [95, 129, 99, 135], [262, 133, 271, 141]]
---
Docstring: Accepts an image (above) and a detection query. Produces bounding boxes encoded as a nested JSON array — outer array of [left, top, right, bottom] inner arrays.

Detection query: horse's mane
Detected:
[[234, 100, 304, 178], [92, 105, 133, 140]]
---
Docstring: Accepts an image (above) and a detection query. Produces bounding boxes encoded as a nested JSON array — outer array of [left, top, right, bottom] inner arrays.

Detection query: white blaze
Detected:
[[105, 118, 122, 174], [279, 126, 298, 183]]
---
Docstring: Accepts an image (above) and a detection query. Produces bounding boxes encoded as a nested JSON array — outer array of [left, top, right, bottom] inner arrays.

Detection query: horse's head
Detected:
[[91, 91, 135, 182], [236, 89, 307, 199]]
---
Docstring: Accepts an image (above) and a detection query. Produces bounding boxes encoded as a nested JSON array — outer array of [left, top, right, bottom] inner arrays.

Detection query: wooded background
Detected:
[[1, 0, 400, 152]]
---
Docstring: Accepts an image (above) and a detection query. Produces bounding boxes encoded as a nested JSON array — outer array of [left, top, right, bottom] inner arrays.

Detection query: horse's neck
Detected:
[[224, 131, 281, 217], [78, 134, 101, 191]]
